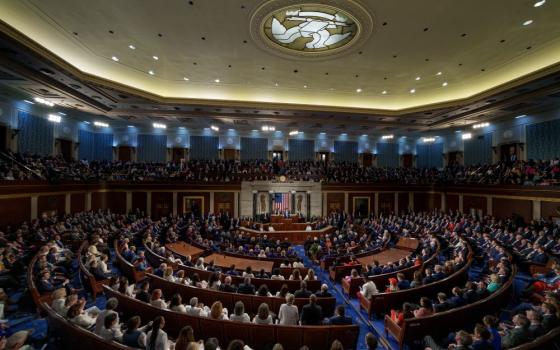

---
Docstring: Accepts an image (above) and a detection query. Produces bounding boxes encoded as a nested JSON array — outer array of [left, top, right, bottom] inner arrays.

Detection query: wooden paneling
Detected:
[[348, 193, 375, 216], [178, 192, 210, 214], [463, 195, 487, 215], [541, 201, 560, 220], [38, 194, 65, 215], [446, 194, 460, 211], [152, 192, 173, 220], [91, 192, 106, 210], [214, 192, 234, 214], [379, 193, 394, 214], [398, 193, 409, 213], [0, 197, 30, 228], [108, 192, 127, 213], [71, 193, 85, 214], [326, 193, 344, 213], [493, 198, 532, 222], [132, 192, 147, 213], [414, 193, 441, 212]]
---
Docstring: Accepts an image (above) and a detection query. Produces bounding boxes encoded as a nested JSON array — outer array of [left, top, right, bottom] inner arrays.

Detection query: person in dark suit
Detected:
[[396, 273, 410, 290], [325, 305, 352, 325], [300, 294, 323, 325], [542, 302, 560, 332], [135, 281, 150, 303], [501, 314, 531, 349], [449, 287, 466, 307], [424, 330, 473, 350], [526, 309, 545, 339], [225, 264, 239, 276], [431, 265, 446, 281], [219, 275, 237, 293], [531, 247, 548, 264], [433, 293, 453, 313], [237, 277, 255, 295], [314, 284, 332, 298], [294, 281, 312, 298]]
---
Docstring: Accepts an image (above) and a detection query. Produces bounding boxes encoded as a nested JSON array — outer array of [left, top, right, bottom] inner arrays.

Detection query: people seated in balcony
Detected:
[[358, 276, 379, 299], [289, 269, 302, 281], [209, 301, 229, 321], [136, 280, 151, 303], [300, 294, 323, 325], [219, 276, 237, 293], [413, 297, 434, 318], [146, 316, 172, 350], [237, 277, 256, 295], [185, 297, 208, 317], [433, 292, 453, 313], [252, 303, 273, 325], [278, 294, 299, 325], [344, 269, 360, 283], [410, 270, 424, 288], [396, 273, 410, 290], [500, 314, 531, 349], [149, 289, 168, 309], [256, 284, 272, 297], [326, 305, 352, 325], [121, 316, 152, 348], [294, 281, 312, 298], [385, 278, 399, 292], [486, 274, 502, 293], [315, 284, 332, 298], [390, 302, 415, 326], [169, 293, 187, 313]]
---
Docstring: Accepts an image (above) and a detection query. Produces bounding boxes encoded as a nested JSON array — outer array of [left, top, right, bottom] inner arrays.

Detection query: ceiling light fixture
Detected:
[[58, 112, 66, 116], [455, 130, 462, 133], [516, 114, 527, 119], [83, 121, 90, 124], [289, 130, 299, 136], [23, 99, 34, 104], [274, 82, 279, 87], [423, 137, 436, 143], [214, 79, 220, 83], [33, 97, 55, 107], [341, 133, 347, 136], [382, 135, 394, 140], [128, 125, 135, 128], [183, 77, 190, 81], [472, 122, 490, 129], [534, 0, 546, 6], [210, 125, 219, 131], [128, 44, 136, 50], [303, 85, 308, 88], [262, 125, 276, 132], [442, 82, 448, 87], [415, 76, 421, 81], [523, 19, 533, 26], [461, 133, 472, 140], [356, 88, 362, 93], [153, 122, 166, 129], [382, 90, 387, 95], [410, 88, 416, 94], [436, 71, 442, 76], [148, 70, 155, 75], [94, 121, 109, 128], [111, 56, 119, 62], [48, 114, 61, 123], [152, 55, 159, 60]]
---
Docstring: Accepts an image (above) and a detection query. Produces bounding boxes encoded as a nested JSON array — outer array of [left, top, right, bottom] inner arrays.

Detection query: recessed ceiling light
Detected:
[[415, 76, 421, 81], [214, 79, 220, 83], [436, 71, 442, 76], [148, 70, 155, 75], [128, 44, 136, 50], [356, 88, 362, 93], [274, 82, 279, 87], [362, 134, 367, 137], [153, 122, 166, 129], [128, 125, 135, 128], [111, 56, 119, 62], [58, 112, 66, 116], [534, 0, 545, 7], [523, 19, 533, 26], [341, 133, 347, 136], [381, 90, 387, 95], [442, 82, 448, 87], [319, 132, 326, 135], [94, 121, 109, 128], [83, 121, 90, 124], [410, 88, 416, 94], [516, 114, 527, 119], [152, 55, 159, 60], [48, 114, 62, 123], [455, 130, 462, 133], [303, 85, 308, 88], [252, 129, 258, 132], [23, 99, 34, 104]]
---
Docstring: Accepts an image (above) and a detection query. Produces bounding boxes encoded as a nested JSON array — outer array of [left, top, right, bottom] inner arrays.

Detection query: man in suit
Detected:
[[136, 281, 150, 303], [365, 333, 378, 350], [433, 293, 453, 313], [325, 305, 352, 325], [531, 246, 548, 264], [542, 302, 560, 332], [237, 277, 255, 294], [396, 273, 410, 290], [219, 276, 237, 293], [431, 265, 446, 281], [424, 330, 473, 350], [294, 281, 312, 298], [501, 314, 531, 349], [449, 287, 466, 307], [526, 309, 545, 339], [314, 284, 332, 298], [300, 294, 323, 325]]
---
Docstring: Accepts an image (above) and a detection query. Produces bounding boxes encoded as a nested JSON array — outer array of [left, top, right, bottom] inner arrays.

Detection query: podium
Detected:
[[271, 214, 300, 224]]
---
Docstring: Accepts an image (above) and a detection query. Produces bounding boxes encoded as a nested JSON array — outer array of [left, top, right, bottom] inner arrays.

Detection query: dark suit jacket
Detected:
[[219, 284, 237, 293], [501, 327, 530, 349], [326, 315, 352, 325], [237, 283, 255, 295], [300, 303, 323, 325], [294, 289, 312, 298]]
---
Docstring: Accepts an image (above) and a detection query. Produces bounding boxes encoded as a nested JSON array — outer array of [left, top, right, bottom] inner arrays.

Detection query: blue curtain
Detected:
[[17, 111, 53, 155], [288, 139, 314, 161], [79, 130, 113, 161], [78, 130, 94, 160], [416, 143, 443, 168], [137, 134, 167, 162], [334, 141, 358, 162], [526, 120, 560, 160], [464, 133, 492, 166], [190, 135, 219, 160], [240, 137, 268, 160], [377, 143, 399, 167]]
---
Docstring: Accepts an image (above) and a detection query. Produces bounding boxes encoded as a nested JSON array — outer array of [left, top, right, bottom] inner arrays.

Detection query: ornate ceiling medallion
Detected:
[[250, 0, 373, 60]]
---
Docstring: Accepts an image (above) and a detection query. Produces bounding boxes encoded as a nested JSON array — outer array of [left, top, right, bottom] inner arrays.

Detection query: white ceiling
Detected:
[[1, 0, 560, 112]]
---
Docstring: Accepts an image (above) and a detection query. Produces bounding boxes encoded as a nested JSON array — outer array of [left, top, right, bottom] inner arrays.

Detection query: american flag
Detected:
[[273, 192, 291, 212]]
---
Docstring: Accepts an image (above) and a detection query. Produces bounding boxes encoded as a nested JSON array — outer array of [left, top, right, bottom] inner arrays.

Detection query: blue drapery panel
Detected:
[[78, 130, 94, 160], [464, 133, 492, 166], [376, 143, 399, 167], [17, 111, 53, 155], [526, 119, 560, 160], [288, 139, 314, 161], [334, 141, 358, 162], [137, 134, 167, 162], [190, 135, 219, 160], [240, 137, 268, 160], [416, 143, 443, 168]]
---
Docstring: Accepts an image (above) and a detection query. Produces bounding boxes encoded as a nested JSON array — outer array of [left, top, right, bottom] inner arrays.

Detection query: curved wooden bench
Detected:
[[27, 252, 51, 308], [384, 265, 516, 350], [114, 240, 147, 283], [104, 286, 359, 350], [146, 244, 321, 293], [43, 302, 131, 350], [147, 273, 337, 317], [510, 326, 560, 350], [359, 243, 471, 317], [78, 241, 109, 301]]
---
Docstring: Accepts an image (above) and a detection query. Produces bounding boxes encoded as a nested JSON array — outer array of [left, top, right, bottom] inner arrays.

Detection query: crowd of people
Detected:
[[3, 152, 560, 186]]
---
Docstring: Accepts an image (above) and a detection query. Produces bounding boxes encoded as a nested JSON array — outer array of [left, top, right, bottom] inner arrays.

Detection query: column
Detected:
[[322, 192, 328, 216], [441, 194, 446, 213], [234, 192, 239, 217], [486, 196, 492, 216], [126, 191, 132, 213], [209, 192, 215, 214], [394, 193, 399, 214], [65, 193, 71, 214], [252, 191, 257, 217], [172, 192, 178, 216], [374, 192, 379, 216], [31, 196, 38, 220], [458, 194, 464, 213], [409, 192, 414, 211], [146, 191, 152, 216], [344, 193, 349, 213], [533, 200, 541, 220], [85, 192, 92, 211]]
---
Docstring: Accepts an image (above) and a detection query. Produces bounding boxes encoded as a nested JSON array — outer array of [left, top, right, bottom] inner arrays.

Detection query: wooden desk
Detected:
[[357, 248, 411, 267], [204, 253, 275, 273], [238, 226, 336, 244], [166, 242, 205, 259]]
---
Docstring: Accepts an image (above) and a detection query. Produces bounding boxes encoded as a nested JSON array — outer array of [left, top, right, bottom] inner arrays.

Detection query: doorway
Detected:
[[118, 146, 133, 161], [402, 154, 413, 168], [0, 125, 6, 153], [57, 139, 73, 161], [223, 148, 236, 161], [172, 147, 185, 162], [318, 152, 329, 162], [362, 153, 373, 167], [272, 151, 283, 160], [500, 143, 519, 163], [447, 151, 460, 166]]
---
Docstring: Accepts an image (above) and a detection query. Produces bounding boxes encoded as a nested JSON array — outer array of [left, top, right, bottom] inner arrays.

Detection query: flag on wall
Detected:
[[273, 192, 291, 212]]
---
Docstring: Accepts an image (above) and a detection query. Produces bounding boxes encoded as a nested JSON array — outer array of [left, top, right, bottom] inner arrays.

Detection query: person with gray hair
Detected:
[[186, 296, 208, 317], [94, 297, 119, 335], [278, 293, 299, 325]]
